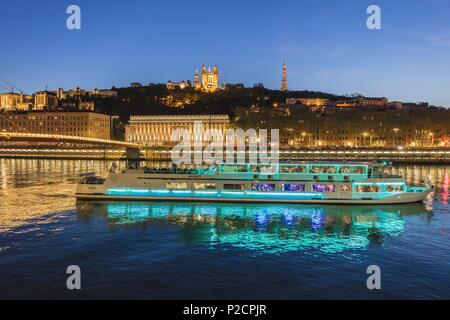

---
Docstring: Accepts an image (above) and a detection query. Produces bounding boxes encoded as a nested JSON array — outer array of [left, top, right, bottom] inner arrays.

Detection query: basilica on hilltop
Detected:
[[167, 65, 219, 92], [194, 65, 219, 92]]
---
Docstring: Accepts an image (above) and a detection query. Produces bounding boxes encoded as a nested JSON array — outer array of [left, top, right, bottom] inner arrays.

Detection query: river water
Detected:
[[0, 159, 449, 299]]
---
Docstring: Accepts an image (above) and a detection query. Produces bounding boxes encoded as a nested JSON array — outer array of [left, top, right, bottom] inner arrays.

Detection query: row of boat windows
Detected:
[[220, 165, 367, 175], [356, 185, 404, 192], [164, 182, 404, 192]]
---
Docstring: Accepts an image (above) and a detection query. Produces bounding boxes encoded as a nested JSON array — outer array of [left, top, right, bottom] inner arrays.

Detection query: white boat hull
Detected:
[[76, 190, 431, 205]]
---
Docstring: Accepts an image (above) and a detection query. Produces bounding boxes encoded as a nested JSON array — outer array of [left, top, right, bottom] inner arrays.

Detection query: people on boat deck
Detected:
[[280, 166, 306, 173], [142, 164, 217, 174], [339, 167, 351, 174]]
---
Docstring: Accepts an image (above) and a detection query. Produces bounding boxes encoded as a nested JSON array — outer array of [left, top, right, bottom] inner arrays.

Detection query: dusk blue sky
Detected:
[[1, 0, 450, 106]]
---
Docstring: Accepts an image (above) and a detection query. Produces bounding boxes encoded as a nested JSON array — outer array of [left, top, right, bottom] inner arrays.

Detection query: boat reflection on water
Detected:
[[76, 201, 429, 254]]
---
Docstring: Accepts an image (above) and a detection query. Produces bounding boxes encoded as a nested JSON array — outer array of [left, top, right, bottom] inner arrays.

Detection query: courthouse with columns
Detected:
[[125, 114, 231, 146]]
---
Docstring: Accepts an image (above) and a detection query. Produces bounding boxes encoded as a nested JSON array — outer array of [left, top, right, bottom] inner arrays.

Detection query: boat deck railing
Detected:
[[80, 177, 106, 185], [142, 167, 216, 175]]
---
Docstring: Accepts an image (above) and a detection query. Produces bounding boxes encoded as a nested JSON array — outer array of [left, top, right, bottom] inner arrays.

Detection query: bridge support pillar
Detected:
[[126, 147, 142, 169]]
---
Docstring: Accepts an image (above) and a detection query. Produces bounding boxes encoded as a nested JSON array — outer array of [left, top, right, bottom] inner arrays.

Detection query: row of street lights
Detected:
[[290, 128, 440, 148]]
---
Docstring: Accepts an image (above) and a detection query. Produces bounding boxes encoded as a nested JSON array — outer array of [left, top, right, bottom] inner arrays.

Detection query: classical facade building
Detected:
[[34, 91, 58, 110], [0, 92, 33, 111], [0, 92, 21, 111], [125, 114, 230, 146], [91, 89, 118, 98], [56, 87, 118, 99], [194, 65, 219, 92], [0, 112, 111, 139], [354, 97, 388, 107]]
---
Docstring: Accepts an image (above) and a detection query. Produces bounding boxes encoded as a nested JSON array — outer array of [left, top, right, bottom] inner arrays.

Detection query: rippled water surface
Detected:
[[0, 159, 449, 299]]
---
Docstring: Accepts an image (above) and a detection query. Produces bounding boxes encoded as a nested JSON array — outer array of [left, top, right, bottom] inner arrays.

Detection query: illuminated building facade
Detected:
[[354, 97, 388, 107], [197, 65, 219, 92], [335, 101, 357, 108], [78, 101, 95, 111], [286, 98, 329, 107], [166, 80, 189, 90], [125, 114, 230, 146], [0, 112, 111, 139], [0, 92, 33, 111], [34, 91, 58, 110]]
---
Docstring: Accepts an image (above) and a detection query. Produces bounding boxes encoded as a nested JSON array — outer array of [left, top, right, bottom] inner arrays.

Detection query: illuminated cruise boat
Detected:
[[76, 162, 432, 204]]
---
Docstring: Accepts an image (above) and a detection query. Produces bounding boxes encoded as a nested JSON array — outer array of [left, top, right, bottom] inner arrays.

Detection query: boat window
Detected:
[[194, 182, 216, 190], [352, 166, 366, 174], [339, 166, 351, 174], [260, 165, 277, 174], [356, 185, 380, 192], [310, 166, 325, 173], [166, 182, 188, 189], [223, 184, 245, 191], [221, 165, 248, 173], [324, 166, 337, 173], [280, 165, 306, 173], [312, 184, 335, 192], [386, 184, 404, 192], [250, 165, 277, 173], [341, 184, 351, 192], [251, 183, 276, 192], [281, 183, 305, 192], [310, 166, 336, 174]]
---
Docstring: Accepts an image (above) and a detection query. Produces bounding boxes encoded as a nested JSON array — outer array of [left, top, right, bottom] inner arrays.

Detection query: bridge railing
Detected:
[[0, 132, 139, 148]]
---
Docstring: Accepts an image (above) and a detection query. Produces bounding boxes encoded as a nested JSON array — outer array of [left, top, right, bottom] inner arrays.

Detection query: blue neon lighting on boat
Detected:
[[106, 188, 327, 199], [246, 191, 323, 197], [108, 188, 150, 194], [107, 188, 171, 195], [130, 189, 149, 193], [195, 191, 218, 195], [221, 191, 245, 195]]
